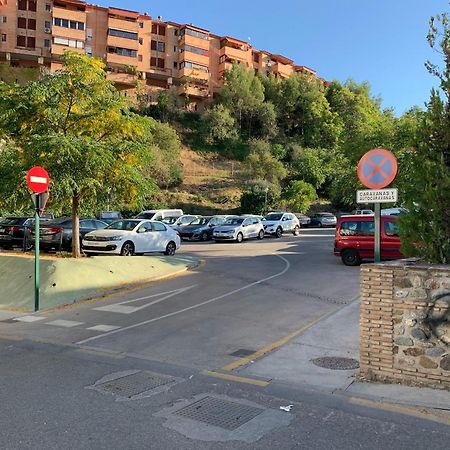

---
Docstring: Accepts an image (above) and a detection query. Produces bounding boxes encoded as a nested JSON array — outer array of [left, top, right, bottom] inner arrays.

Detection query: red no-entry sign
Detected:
[[357, 149, 398, 189], [26, 166, 50, 193]]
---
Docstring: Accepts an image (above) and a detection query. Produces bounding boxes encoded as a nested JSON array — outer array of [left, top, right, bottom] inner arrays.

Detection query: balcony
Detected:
[[177, 84, 209, 98], [147, 67, 172, 78], [14, 47, 42, 57], [106, 52, 137, 66], [52, 6, 86, 23], [219, 45, 249, 64], [108, 17, 138, 33], [106, 35, 139, 51], [51, 44, 84, 56], [178, 67, 209, 82], [52, 26, 85, 41], [268, 62, 293, 79], [180, 48, 209, 66], [106, 71, 137, 86]]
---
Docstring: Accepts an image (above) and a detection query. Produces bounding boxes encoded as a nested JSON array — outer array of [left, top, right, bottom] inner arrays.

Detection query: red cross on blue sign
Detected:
[[357, 149, 398, 189]]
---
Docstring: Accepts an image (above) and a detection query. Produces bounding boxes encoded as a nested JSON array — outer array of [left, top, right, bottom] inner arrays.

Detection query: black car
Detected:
[[34, 217, 108, 251], [0, 216, 35, 250], [178, 216, 226, 241]]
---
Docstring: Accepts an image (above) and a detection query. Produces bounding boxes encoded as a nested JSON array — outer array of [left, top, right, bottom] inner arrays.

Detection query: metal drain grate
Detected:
[[229, 348, 256, 357], [97, 371, 174, 398], [174, 396, 264, 430], [311, 357, 360, 370]]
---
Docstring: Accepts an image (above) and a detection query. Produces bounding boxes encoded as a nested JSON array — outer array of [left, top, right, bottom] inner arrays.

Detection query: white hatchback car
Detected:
[[82, 219, 181, 256], [213, 216, 264, 243], [262, 212, 300, 237]]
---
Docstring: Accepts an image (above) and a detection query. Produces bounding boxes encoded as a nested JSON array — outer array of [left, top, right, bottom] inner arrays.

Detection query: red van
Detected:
[[334, 215, 403, 266]]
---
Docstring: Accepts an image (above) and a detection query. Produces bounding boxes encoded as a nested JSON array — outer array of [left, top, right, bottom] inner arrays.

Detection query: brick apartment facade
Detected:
[[0, 0, 319, 110]]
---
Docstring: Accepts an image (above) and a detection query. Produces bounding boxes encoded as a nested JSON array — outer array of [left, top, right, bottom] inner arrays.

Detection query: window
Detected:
[[26, 36, 35, 48], [151, 24, 166, 36], [179, 61, 208, 72], [61, 19, 69, 28], [54, 18, 61, 27], [70, 20, 77, 29], [153, 222, 166, 232], [1, 16, 7, 23], [54, 18, 85, 31], [138, 21, 143, 29], [28, 18, 36, 30], [28, 1, 36, 11], [45, 3, 51, 11], [54, 36, 84, 49], [340, 221, 358, 236], [150, 57, 165, 69], [45, 20, 51, 28], [44, 39, 50, 48], [138, 38, 143, 45], [340, 221, 374, 237], [77, 22, 84, 31], [138, 222, 153, 233], [151, 40, 165, 52], [86, 28, 93, 41], [253, 53, 259, 63], [18, 0, 27, 10], [182, 44, 208, 56], [1, 34, 6, 42], [16, 35, 26, 47], [138, 54, 142, 62], [108, 47, 137, 58], [108, 28, 138, 40], [85, 46, 92, 56], [18, 17, 27, 28], [173, 62, 178, 69], [173, 46, 178, 52], [384, 221, 399, 237], [180, 27, 208, 40]]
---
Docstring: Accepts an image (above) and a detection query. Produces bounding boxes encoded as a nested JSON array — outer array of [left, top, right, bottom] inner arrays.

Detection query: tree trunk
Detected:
[[72, 192, 81, 258]]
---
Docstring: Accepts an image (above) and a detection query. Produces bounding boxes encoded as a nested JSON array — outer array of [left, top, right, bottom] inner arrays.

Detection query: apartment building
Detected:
[[0, 0, 321, 110]]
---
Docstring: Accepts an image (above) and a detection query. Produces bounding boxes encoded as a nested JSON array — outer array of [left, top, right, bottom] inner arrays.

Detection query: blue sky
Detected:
[[105, 0, 449, 115]]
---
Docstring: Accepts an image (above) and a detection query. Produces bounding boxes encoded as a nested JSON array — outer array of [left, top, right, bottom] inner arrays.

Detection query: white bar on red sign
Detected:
[[30, 176, 48, 184], [357, 188, 398, 204]]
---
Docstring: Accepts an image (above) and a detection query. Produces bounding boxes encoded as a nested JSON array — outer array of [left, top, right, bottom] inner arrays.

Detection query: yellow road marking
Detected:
[[222, 309, 337, 372], [349, 396, 450, 426], [202, 370, 269, 387], [0, 334, 23, 341]]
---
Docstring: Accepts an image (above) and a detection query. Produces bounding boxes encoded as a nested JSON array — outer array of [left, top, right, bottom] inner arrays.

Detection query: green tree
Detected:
[[244, 139, 287, 188], [200, 104, 238, 146], [0, 51, 157, 257], [240, 180, 279, 215], [281, 180, 317, 213], [288, 146, 329, 190]]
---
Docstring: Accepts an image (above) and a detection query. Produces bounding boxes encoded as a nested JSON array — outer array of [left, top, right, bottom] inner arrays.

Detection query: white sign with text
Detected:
[[357, 188, 398, 204]]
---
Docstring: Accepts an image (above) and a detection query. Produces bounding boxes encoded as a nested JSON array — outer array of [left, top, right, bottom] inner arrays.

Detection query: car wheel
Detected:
[[236, 232, 243, 243], [341, 249, 361, 266], [200, 231, 209, 242], [292, 225, 300, 236], [257, 230, 264, 240], [316, 222, 322, 228], [120, 241, 135, 256], [275, 227, 283, 238], [165, 241, 177, 256]]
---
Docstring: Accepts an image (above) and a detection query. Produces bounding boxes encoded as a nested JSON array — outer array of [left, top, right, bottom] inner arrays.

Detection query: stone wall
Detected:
[[360, 260, 450, 390]]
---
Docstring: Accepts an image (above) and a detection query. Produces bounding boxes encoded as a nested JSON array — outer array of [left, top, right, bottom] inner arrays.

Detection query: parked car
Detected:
[[178, 216, 227, 241], [334, 215, 402, 266], [213, 216, 264, 243], [0, 216, 34, 250], [309, 212, 337, 228], [34, 217, 108, 251], [262, 212, 300, 237], [353, 209, 374, 215], [97, 211, 122, 224], [135, 209, 183, 221], [161, 215, 198, 228], [296, 214, 311, 227], [82, 219, 180, 256]]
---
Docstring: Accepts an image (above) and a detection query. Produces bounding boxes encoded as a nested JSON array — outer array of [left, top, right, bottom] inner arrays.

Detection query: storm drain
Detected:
[[174, 396, 264, 430], [96, 371, 174, 398], [311, 357, 360, 370], [229, 349, 256, 358]]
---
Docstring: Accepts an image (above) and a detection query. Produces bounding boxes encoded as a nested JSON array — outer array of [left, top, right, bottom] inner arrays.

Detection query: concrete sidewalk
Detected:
[[239, 300, 450, 411]]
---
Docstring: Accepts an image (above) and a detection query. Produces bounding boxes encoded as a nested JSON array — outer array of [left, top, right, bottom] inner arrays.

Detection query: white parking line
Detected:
[[87, 325, 122, 332], [14, 316, 46, 323], [76, 254, 290, 345], [92, 285, 196, 314], [47, 320, 84, 328]]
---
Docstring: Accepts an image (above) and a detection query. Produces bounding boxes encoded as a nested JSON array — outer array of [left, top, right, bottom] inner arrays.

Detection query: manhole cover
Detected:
[[229, 348, 256, 357], [311, 357, 360, 370], [174, 396, 264, 430], [97, 371, 174, 398]]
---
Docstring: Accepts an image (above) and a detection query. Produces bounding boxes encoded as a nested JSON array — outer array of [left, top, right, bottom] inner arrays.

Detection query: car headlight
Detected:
[[109, 235, 124, 241]]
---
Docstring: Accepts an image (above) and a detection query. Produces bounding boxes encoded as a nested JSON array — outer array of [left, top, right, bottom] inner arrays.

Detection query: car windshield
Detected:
[[106, 220, 138, 231], [161, 217, 177, 224], [0, 217, 25, 226], [136, 212, 155, 220], [319, 213, 334, 217], [264, 214, 283, 221], [224, 217, 244, 225], [189, 217, 210, 226], [100, 212, 120, 219]]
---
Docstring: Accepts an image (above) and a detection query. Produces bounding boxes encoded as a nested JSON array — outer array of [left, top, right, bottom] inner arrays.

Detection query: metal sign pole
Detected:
[[374, 202, 381, 263], [34, 194, 40, 312]]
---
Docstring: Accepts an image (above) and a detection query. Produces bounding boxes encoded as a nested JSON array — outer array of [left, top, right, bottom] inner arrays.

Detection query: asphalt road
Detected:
[[0, 229, 449, 449]]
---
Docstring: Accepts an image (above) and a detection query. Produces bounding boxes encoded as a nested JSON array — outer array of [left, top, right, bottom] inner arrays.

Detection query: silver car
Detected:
[[213, 216, 265, 243]]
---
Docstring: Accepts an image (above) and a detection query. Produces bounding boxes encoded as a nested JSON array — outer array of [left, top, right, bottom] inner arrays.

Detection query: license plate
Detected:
[[85, 241, 105, 247]]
